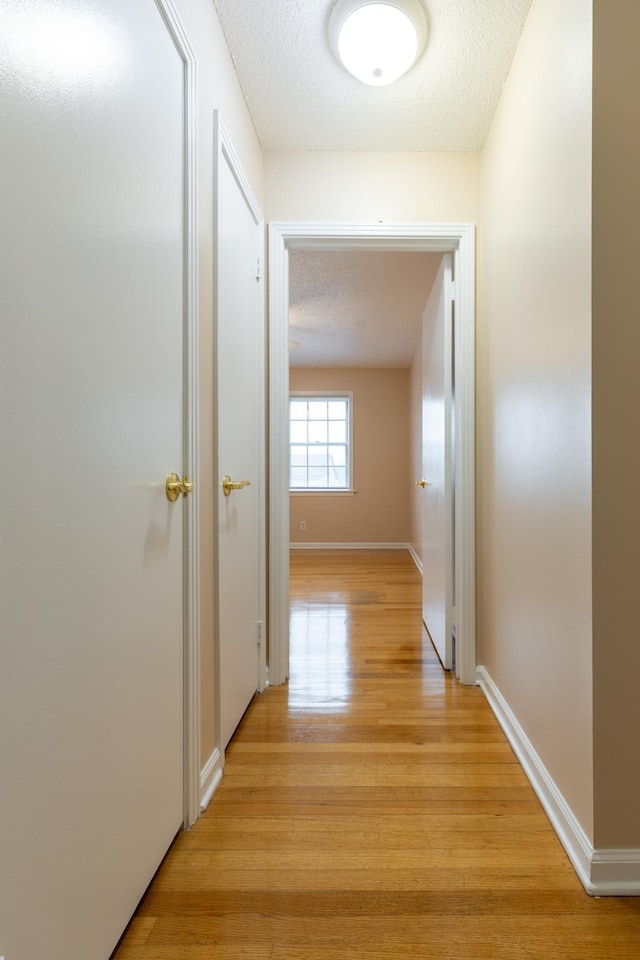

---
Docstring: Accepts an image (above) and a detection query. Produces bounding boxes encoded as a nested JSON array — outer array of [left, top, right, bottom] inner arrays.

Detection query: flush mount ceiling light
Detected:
[[329, 0, 427, 87]]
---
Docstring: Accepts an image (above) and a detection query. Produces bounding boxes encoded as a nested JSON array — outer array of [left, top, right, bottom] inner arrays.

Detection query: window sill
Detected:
[[290, 489, 357, 497]]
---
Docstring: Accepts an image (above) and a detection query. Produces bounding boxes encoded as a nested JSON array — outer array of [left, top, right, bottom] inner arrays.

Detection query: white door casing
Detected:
[[268, 223, 476, 686], [420, 256, 454, 669], [0, 0, 199, 957], [214, 114, 266, 751]]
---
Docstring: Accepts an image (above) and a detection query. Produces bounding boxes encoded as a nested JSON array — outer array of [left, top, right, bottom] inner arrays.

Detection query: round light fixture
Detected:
[[329, 0, 427, 87]]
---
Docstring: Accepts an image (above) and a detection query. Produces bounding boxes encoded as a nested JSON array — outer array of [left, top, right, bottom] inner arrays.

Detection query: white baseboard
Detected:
[[290, 541, 424, 572], [590, 850, 640, 894], [290, 542, 412, 550], [477, 666, 640, 896], [200, 747, 223, 812], [407, 543, 422, 573], [476, 666, 593, 889]]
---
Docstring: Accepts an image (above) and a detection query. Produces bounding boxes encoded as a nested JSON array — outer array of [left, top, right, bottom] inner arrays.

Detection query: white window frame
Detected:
[[289, 390, 354, 495]]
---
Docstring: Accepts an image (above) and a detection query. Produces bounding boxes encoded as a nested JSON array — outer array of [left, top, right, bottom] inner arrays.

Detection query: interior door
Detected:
[[0, 3, 188, 958], [420, 255, 454, 668], [215, 117, 265, 749]]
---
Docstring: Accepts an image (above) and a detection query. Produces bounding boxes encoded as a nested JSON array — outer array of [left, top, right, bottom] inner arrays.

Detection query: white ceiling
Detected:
[[212, 0, 532, 152], [289, 249, 443, 367], [212, 0, 532, 366]]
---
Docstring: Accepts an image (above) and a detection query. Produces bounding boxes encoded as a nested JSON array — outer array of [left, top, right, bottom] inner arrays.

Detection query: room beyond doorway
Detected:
[[268, 222, 476, 688]]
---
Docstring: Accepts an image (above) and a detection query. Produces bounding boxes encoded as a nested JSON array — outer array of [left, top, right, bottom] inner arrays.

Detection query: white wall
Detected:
[[265, 151, 479, 223], [477, 0, 593, 837]]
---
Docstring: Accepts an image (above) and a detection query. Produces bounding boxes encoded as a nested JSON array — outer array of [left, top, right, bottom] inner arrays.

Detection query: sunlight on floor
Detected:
[[289, 599, 352, 712]]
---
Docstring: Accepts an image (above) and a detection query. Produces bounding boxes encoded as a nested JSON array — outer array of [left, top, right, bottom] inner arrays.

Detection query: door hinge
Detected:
[[256, 257, 262, 281], [257, 619, 263, 645], [448, 280, 457, 301]]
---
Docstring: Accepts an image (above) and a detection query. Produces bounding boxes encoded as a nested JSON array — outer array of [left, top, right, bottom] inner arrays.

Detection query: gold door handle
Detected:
[[222, 475, 251, 497], [416, 479, 431, 488], [166, 473, 195, 502]]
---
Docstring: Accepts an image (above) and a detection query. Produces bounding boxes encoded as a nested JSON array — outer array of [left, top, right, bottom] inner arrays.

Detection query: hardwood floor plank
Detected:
[[133, 888, 638, 918], [138, 865, 583, 895], [112, 549, 640, 960], [120, 913, 640, 943]]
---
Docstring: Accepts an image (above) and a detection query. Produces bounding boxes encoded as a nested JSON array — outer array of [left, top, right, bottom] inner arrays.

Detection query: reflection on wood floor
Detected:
[[114, 549, 640, 959]]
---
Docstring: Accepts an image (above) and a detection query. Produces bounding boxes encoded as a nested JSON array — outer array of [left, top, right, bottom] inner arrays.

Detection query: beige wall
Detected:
[[172, 0, 264, 770], [477, 0, 594, 836], [265, 151, 479, 223], [592, 0, 640, 848], [290, 368, 411, 545]]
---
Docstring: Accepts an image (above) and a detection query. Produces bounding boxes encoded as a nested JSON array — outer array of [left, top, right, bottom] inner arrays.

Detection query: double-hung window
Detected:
[[289, 393, 352, 491]]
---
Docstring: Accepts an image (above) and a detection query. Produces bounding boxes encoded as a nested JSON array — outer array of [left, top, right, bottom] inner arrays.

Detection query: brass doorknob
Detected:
[[222, 475, 251, 497], [166, 473, 194, 502], [415, 479, 431, 488]]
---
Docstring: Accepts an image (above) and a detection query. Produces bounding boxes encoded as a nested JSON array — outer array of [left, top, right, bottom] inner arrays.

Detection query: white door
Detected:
[[215, 117, 265, 749], [0, 3, 190, 959], [420, 256, 454, 669]]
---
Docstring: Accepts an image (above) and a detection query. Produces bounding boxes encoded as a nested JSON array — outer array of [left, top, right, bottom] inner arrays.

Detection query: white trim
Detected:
[[154, 0, 200, 831], [444, 255, 454, 672], [408, 544, 422, 573], [477, 666, 640, 897], [200, 748, 223, 812], [268, 228, 291, 687], [453, 230, 476, 686], [290, 542, 412, 550], [590, 850, 640, 895], [269, 222, 476, 687], [290, 491, 357, 497]]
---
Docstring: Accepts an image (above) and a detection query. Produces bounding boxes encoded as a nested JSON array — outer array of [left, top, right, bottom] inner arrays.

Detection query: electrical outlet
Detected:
[[300, 521, 306, 531]]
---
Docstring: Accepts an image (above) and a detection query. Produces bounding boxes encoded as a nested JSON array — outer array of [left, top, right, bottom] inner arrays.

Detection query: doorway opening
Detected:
[[268, 223, 476, 687]]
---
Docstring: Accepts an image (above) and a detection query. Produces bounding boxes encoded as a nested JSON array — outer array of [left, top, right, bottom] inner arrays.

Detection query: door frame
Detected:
[[157, 0, 201, 829], [268, 222, 476, 685], [421, 254, 455, 671], [212, 113, 268, 762]]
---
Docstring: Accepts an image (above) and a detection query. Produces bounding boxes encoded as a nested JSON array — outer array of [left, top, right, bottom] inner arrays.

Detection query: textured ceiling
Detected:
[[289, 250, 443, 367], [212, 0, 532, 151]]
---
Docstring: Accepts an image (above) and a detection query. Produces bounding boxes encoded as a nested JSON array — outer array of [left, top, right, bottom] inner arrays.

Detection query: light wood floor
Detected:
[[114, 549, 640, 959]]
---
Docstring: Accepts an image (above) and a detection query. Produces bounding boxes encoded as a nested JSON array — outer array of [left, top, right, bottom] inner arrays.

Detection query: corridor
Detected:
[[114, 550, 640, 959]]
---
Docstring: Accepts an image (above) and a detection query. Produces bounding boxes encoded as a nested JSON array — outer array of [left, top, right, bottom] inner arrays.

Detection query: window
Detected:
[[289, 394, 352, 491]]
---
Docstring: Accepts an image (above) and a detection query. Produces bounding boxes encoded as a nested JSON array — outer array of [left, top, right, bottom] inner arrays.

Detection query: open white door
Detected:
[[214, 116, 266, 749], [0, 2, 197, 958], [420, 255, 455, 669]]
